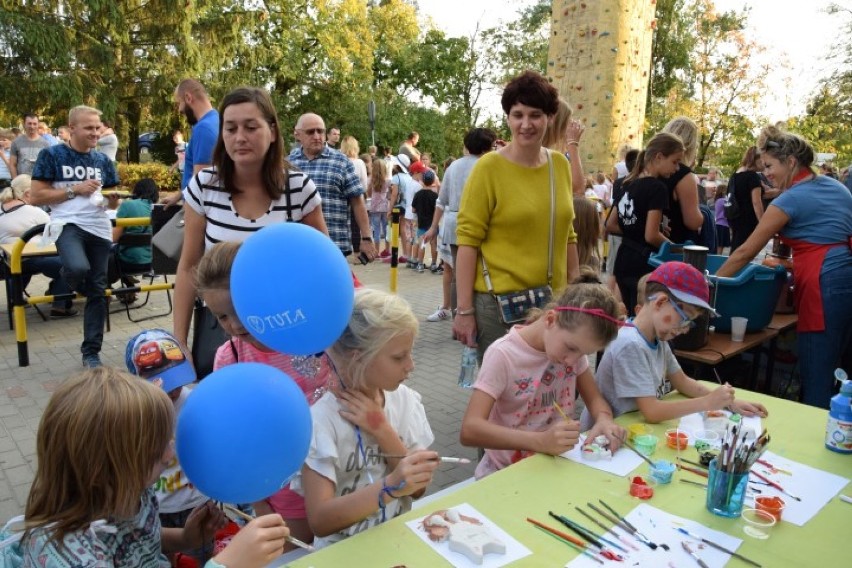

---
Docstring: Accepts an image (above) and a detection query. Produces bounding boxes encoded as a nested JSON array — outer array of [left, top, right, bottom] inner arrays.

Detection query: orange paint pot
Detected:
[[755, 496, 786, 522], [666, 429, 690, 450]]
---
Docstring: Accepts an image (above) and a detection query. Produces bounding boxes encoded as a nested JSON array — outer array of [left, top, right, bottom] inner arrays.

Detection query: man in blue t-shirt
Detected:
[[30, 105, 120, 368], [161, 79, 219, 206]]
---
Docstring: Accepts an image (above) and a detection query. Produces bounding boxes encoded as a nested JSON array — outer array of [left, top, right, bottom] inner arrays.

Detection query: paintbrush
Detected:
[[527, 518, 604, 564], [552, 401, 572, 422], [598, 500, 661, 550], [222, 504, 315, 552], [682, 541, 710, 568], [679, 478, 708, 489], [378, 455, 472, 464], [575, 507, 638, 552], [677, 457, 708, 469], [586, 503, 643, 545], [677, 463, 710, 478], [749, 469, 802, 501], [618, 435, 656, 467], [548, 512, 624, 561], [675, 527, 762, 567]]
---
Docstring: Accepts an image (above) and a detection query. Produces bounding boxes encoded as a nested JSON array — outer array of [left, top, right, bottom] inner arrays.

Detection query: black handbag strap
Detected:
[[481, 150, 555, 293]]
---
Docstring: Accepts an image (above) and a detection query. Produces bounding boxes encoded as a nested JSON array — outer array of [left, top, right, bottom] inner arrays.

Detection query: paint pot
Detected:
[[697, 448, 720, 468], [628, 423, 653, 442], [629, 476, 656, 499], [633, 434, 659, 456], [665, 429, 690, 450], [692, 429, 720, 448], [755, 496, 786, 522], [649, 460, 675, 484], [741, 508, 776, 539]]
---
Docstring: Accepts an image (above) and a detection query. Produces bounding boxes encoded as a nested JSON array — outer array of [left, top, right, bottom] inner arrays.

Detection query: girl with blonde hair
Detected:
[[572, 196, 602, 272], [0, 367, 290, 567], [369, 158, 391, 257], [543, 97, 586, 196], [661, 116, 704, 243], [296, 289, 438, 549]]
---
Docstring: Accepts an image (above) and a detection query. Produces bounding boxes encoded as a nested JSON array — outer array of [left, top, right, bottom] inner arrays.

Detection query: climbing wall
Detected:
[[547, 0, 656, 173]]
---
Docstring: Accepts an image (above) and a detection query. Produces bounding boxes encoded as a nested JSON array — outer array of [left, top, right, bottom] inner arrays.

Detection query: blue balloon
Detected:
[[231, 223, 355, 355], [176, 363, 313, 504]]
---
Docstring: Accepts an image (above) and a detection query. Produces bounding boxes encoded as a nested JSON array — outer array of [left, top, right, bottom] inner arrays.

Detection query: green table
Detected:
[[288, 384, 850, 567]]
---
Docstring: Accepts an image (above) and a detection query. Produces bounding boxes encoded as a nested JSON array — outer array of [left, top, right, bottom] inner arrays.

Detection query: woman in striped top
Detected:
[[174, 86, 328, 358]]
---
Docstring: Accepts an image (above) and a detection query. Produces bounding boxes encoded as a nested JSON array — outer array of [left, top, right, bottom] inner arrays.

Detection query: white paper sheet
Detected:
[[405, 503, 532, 568], [559, 435, 645, 477], [745, 450, 850, 526], [566, 503, 745, 568], [678, 411, 762, 447]]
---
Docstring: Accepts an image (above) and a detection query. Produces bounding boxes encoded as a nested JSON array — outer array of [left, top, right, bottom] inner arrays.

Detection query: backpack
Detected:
[[723, 192, 741, 220]]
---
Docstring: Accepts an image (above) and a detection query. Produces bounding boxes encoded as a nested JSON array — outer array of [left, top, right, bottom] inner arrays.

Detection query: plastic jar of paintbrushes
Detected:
[[706, 457, 749, 517]]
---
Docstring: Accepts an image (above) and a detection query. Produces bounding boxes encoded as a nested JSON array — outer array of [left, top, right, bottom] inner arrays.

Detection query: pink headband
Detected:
[[554, 306, 632, 327]]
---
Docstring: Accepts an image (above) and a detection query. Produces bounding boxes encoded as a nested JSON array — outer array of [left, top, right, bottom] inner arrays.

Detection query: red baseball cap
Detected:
[[647, 261, 718, 316], [408, 160, 427, 175]]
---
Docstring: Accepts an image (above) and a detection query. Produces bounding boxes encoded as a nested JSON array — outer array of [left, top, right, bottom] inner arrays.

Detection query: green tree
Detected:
[[0, 1, 197, 161]]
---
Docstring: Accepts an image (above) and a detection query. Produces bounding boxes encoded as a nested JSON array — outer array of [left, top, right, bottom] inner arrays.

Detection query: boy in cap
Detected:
[[580, 262, 768, 427], [126, 329, 211, 563]]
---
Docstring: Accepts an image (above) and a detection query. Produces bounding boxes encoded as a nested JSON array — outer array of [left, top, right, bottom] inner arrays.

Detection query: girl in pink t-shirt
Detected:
[[460, 271, 628, 478], [196, 241, 331, 551]]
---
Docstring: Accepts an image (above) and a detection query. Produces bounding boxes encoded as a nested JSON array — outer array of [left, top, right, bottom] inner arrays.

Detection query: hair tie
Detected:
[[554, 306, 632, 327]]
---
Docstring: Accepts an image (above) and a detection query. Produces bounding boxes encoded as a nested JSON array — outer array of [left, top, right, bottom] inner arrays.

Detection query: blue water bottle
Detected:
[[825, 369, 852, 454], [458, 346, 478, 389]]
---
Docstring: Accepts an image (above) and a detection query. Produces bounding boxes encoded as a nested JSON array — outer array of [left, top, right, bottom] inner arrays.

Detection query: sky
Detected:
[[417, 0, 844, 121]]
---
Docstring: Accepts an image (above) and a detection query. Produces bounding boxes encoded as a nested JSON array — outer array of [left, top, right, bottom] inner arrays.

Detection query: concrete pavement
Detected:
[[0, 259, 472, 522]]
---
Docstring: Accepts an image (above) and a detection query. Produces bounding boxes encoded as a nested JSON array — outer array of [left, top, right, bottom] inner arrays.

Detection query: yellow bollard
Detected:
[[389, 207, 402, 293]]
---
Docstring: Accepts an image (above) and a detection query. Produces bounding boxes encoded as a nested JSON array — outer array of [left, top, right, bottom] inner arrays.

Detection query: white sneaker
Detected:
[[427, 307, 452, 322]]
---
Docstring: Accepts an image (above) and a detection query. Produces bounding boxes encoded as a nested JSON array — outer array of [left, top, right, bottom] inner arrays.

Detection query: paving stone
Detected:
[[4, 464, 32, 486]]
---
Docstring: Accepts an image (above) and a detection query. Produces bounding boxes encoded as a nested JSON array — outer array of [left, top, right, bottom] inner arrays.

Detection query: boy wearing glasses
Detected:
[[580, 261, 767, 428]]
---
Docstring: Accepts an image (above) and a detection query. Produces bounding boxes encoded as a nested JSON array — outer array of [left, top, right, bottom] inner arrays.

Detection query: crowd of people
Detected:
[[0, 68, 849, 567]]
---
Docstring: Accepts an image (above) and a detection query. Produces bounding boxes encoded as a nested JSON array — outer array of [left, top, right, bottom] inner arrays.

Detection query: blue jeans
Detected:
[[56, 224, 111, 357], [798, 261, 852, 408], [22, 256, 73, 309], [369, 211, 387, 243]]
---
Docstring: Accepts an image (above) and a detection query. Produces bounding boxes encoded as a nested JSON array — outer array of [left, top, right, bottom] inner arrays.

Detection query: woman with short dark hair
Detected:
[[453, 70, 580, 361]]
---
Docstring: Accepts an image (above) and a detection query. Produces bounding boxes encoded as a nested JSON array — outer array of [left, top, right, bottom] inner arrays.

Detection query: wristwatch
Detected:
[[361, 236, 373, 242], [65, 187, 75, 201]]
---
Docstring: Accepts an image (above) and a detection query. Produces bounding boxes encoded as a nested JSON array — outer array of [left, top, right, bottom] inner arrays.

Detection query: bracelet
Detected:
[[566, 141, 580, 147], [377, 477, 407, 523], [361, 236, 373, 242], [456, 307, 475, 316]]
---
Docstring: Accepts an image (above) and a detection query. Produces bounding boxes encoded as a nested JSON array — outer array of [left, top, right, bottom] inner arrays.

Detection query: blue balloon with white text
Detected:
[[231, 223, 354, 355], [176, 363, 312, 504]]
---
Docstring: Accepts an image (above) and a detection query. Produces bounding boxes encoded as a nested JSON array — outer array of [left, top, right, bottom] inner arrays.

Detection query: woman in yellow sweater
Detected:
[[453, 70, 580, 361]]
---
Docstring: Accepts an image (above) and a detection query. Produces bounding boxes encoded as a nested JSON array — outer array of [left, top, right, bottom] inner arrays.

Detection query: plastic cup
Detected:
[[648, 459, 675, 484], [731, 317, 748, 342], [665, 429, 690, 450], [628, 423, 653, 442], [629, 476, 657, 499], [755, 496, 786, 522], [633, 434, 659, 456], [706, 458, 749, 518], [741, 508, 776, 539]]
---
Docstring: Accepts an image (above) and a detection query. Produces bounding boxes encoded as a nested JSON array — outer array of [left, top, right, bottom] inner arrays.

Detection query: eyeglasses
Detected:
[[298, 128, 326, 136], [649, 294, 697, 329]]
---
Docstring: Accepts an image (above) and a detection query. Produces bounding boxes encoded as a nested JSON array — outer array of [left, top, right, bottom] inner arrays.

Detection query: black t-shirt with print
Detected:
[[616, 176, 669, 248]]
